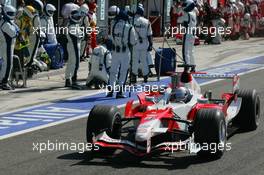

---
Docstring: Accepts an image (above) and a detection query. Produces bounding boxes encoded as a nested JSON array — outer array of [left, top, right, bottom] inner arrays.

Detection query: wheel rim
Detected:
[[255, 98, 260, 126], [219, 120, 226, 145]]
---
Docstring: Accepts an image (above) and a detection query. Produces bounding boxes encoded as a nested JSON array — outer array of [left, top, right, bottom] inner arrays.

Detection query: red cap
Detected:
[[88, 2, 97, 12]]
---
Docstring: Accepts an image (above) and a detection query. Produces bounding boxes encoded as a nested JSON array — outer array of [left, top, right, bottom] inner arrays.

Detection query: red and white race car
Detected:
[[86, 65, 260, 159]]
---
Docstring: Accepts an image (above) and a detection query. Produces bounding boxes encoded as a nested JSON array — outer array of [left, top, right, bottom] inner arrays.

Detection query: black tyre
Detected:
[[194, 109, 226, 159], [51, 47, 63, 69], [86, 105, 122, 143], [235, 89, 260, 131]]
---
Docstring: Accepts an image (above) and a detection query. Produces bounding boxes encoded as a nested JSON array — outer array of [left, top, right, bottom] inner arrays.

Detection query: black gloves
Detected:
[[147, 35, 153, 51]]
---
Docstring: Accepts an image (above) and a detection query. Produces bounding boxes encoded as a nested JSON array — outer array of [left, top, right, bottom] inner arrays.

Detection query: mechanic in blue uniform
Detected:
[[65, 7, 83, 88], [107, 10, 137, 98], [177, 0, 197, 71], [0, 5, 19, 90], [131, 6, 153, 83]]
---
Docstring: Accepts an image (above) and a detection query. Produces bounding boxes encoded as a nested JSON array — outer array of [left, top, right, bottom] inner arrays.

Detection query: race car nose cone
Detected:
[[135, 127, 151, 142], [135, 119, 161, 142]]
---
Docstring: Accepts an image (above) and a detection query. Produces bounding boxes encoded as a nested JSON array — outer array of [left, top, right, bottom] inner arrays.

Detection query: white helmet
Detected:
[[229, 0, 236, 3], [108, 5, 120, 19], [70, 8, 82, 23], [220, 18, 226, 25], [259, 17, 264, 26], [174, 87, 192, 103], [138, 3, 144, 8], [244, 13, 251, 20], [31, 0, 44, 13], [3, 5, 17, 20], [45, 4, 56, 17], [61, 3, 80, 18], [79, 3, 89, 16], [124, 5, 130, 13]]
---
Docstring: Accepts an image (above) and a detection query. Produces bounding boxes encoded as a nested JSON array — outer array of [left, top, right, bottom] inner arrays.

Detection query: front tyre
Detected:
[[235, 89, 260, 131], [86, 105, 122, 143], [194, 109, 226, 159]]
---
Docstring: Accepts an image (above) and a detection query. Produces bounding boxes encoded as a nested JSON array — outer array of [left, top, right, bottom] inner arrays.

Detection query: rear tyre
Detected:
[[194, 109, 226, 159], [235, 89, 260, 131], [86, 105, 122, 155]]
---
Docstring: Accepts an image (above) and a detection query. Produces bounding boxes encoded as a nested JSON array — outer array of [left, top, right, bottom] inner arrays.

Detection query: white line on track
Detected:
[[23, 112, 75, 116], [13, 114, 65, 119]]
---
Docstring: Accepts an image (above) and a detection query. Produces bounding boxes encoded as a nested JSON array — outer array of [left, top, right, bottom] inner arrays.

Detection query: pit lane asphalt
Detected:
[[0, 68, 263, 175]]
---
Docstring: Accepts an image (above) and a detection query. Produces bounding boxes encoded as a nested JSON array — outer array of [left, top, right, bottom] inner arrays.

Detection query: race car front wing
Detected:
[[93, 131, 201, 157]]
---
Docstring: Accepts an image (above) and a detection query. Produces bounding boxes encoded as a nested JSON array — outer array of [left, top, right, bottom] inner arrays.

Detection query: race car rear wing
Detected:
[[192, 73, 240, 93]]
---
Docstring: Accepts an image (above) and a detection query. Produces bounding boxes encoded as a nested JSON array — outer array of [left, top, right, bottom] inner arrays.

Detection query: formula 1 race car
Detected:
[[86, 65, 260, 159]]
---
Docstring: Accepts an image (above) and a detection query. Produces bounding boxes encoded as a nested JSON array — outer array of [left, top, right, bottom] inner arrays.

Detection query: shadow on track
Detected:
[[57, 151, 218, 170]]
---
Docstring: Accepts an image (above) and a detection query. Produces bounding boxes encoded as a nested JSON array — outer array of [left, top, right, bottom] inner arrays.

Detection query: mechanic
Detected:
[[24, 0, 44, 68], [88, 1, 97, 25], [79, 3, 90, 60], [222, 0, 234, 39], [235, 0, 245, 37], [14, 5, 35, 70], [177, 0, 197, 71], [230, 0, 240, 39], [211, 4, 225, 44], [249, 0, 260, 36], [131, 5, 153, 83], [86, 32, 111, 89], [241, 13, 251, 40], [108, 5, 120, 36], [40, 3, 57, 44], [107, 9, 137, 98], [65, 7, 84, 89], [60, 0, 79, 61], [0, 5, 19, 90]]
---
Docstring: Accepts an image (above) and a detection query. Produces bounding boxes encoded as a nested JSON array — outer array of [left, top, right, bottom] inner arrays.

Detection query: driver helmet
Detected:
[[174, 87, 192, 103]]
